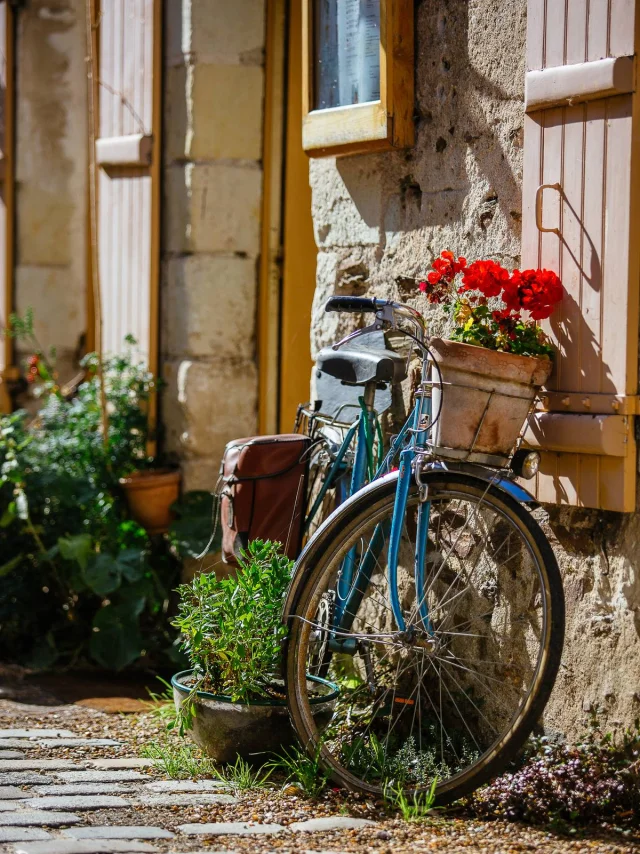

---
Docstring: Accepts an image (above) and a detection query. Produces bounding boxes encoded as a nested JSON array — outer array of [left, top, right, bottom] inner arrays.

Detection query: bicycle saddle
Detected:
[[316, 346, 407, 386]]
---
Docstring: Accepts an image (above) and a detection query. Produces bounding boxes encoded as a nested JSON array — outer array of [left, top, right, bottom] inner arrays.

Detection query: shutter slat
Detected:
[[545, 0, 567, 68], [587, 0, 609, 60], [609, 0, 636, 56], [566, 0, 588, 65], [527, 0, 546, 71]]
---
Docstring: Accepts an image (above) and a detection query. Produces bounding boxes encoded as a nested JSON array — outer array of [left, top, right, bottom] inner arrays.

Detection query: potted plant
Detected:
[[418, 252, 563, 463], [172, 538, 338, 762]]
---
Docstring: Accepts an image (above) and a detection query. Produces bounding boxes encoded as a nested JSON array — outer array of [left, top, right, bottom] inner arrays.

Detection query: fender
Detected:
[[282, 463, 537, 625]]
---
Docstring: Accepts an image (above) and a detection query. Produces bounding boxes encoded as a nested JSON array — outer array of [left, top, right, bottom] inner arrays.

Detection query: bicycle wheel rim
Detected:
[[286, 474, 563, 801]]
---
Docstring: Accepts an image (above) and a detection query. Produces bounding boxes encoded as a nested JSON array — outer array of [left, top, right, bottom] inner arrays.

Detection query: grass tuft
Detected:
[[140, 738, 216, 779], [267, 743, 329, 798]]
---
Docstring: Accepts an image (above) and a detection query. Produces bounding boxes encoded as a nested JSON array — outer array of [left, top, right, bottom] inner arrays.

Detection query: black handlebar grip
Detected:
[[325, 296, 379, 313]]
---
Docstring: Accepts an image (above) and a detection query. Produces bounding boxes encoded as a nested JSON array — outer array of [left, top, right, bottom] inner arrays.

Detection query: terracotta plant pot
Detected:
[[172, 669, 339, 763], [119, 468, 181, 534], [428, 337, 553, 466]]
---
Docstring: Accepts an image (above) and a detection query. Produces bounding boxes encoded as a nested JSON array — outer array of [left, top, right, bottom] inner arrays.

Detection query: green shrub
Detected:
[[0, 335, 180, 670], [173, 539, 293, 705]]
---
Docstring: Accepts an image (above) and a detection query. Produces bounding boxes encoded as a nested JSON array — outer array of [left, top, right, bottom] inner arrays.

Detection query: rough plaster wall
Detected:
[[15, 0, 87, 381], [309, 0, 640, 737], [161, 0, 264, 492]]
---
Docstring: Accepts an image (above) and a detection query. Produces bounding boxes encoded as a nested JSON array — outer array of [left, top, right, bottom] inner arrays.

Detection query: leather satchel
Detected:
[[219, 434, 311, 564]]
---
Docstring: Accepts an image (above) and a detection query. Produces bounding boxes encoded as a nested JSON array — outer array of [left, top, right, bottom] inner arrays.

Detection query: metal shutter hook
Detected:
[[535, 182, 562, 235]]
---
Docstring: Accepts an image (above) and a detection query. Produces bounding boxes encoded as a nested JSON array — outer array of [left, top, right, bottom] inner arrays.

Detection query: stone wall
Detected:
[[308, 0, 640, 738], [161, 0, 265, 491], [14, 0, 88, 381]]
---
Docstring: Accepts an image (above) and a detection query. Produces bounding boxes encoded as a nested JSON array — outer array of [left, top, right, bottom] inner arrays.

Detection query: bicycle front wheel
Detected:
[[285, 471, 564, 803]]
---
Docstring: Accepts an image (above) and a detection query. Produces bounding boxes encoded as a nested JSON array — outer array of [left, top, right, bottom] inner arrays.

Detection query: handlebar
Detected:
[[325, 296, 382, 313]]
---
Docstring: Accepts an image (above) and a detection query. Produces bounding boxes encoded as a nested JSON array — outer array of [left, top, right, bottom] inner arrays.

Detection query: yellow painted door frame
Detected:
[[259, 0, 317, 434]]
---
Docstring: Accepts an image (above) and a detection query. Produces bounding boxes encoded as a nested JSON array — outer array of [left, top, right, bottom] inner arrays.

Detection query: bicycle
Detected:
[[283, 296, 565, 805]]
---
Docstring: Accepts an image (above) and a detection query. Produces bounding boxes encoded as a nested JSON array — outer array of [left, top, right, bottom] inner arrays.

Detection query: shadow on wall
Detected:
[[334, 0, 525, 248]]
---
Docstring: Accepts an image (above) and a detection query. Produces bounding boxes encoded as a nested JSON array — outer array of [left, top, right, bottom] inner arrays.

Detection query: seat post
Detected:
[[362, 380, 377, 411]]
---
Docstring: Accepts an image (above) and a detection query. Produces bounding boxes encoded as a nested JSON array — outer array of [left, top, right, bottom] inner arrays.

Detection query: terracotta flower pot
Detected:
[[428, 337, 553, 466], [119, 468, 181, 534], [172, 669, 339, 762]]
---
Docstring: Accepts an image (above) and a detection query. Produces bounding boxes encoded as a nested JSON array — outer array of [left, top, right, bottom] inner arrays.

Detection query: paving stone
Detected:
[[0, 801, 23, 810], [0, 810, 83, 826], [24, 795, 133, 810], [36, 738, 122, 747], [144, 780, 228, 793], [0, 761, 83, 771], [144, 793, 237, 808], [0, 741, 40, 749], [0, 828, 52, 843], [36, 739, 121, 749], [0, 730, 76, 739], [0, 751, 26, 759], [32, 784, 129, 796], [0, 787, 30, 800], [0, 774, 54, 786], [291, 817, 377, 832], [178, 822, 285, 836], [88, 759, 156, 769], [63, 826, 175, 840], [11, 842, 159, 854], [54, 771, 149, 783]]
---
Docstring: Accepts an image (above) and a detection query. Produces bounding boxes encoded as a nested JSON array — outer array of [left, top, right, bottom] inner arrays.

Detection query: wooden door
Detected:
[[94, 0, 161, 375], [522, 0, 640, 511], [279, 0, 317, 431]]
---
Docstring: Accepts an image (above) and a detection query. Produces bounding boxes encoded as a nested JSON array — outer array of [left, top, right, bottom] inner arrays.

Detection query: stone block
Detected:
[[53, 772, 149, 783], [0, 775, 54, 786], [143, 780, 228, 793], [32, 785, 128, 796], [0, 810, 82, 826], [0, 731, 75, 740], [291, 816, 376, 831], [178, 822, 284, 835], [190, 163, 262, 255], [63, 827, 174, 840], [0, 787, 29, 800], [164, 163, 262, 256], [0, 801, 22, 810], [144, 793, 237, 807], [11, 842, 159, 854], [162, 255, 257, 361], [24, 795, 132, 810], [0, 752, 25, 759], [88, 759, 158, 769], [0, 828, 51, 843], [36, 740, 120, 749], [188, 0, 265, 62], [0, 761, 82, 771], [189, 65, 264, 161], [162, 358, 258, 464]]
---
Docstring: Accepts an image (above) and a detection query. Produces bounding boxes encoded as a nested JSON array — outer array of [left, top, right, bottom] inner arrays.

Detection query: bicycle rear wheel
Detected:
[[285, 471, 564, 803]]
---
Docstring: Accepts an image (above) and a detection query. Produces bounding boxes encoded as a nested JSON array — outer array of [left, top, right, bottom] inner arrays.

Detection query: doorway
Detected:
[[258, 0, 318, 434]]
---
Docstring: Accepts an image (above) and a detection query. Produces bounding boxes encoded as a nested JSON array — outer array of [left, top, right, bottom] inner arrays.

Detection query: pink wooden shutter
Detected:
[[96, 0, 161, 375], [522, 0, 640, 512], [0, 1, 15, 412]]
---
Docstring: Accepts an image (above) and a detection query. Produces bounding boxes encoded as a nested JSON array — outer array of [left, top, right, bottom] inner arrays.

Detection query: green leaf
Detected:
[[0, 552, 24, 577], [85, 552, 122, 595], [0, 501, 16, 528], [90, 603, 145, 670], [58, 534, 93, 570], [116, 548, 146, 582]]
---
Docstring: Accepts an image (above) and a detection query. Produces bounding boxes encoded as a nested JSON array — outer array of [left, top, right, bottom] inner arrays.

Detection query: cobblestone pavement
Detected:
[[0, 698, 638, 854]]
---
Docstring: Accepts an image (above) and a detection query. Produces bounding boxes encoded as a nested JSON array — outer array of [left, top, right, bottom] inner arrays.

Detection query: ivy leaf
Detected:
[[90, 602, 145, 670], [85, 552, 122, 596], [116, 548, 146, 582], [58, 534, 93, 570]]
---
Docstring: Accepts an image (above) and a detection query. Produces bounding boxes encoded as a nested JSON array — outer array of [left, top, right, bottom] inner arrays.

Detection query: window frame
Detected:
[[301, 0, 414, 157]]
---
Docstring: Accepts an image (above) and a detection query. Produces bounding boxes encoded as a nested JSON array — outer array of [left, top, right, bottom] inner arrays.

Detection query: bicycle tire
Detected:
[[285, 470, 565, 804]]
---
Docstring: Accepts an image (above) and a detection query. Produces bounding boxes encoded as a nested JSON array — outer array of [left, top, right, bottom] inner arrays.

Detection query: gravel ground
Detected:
[[0, 695, 638, 854]]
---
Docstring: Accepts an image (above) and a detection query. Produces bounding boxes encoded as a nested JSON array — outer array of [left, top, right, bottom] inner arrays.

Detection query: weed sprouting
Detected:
[[267, 743, 329, 798], [139, 738, 216, 779], [384, 777, 438, 821], [212, 756, 272, 791]]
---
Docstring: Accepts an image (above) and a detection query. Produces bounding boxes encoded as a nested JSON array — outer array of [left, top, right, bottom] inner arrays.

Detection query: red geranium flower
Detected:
[[503, 268, 563, 320], [460, 259, 509, 298]]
